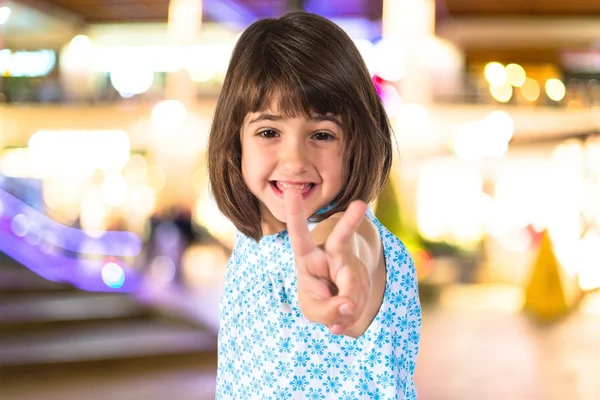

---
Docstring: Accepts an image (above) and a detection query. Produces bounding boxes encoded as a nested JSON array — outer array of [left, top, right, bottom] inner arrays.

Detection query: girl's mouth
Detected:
[[269, 181, 316, 198]]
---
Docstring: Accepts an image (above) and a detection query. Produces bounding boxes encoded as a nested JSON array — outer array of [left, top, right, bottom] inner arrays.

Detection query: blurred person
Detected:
[[144, 207, 191, 285], [144, 206, 229, 286], [207, 12, 421, 399]]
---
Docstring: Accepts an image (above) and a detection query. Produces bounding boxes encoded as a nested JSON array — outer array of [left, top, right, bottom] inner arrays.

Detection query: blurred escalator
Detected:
[[0, 254, 218, 384]]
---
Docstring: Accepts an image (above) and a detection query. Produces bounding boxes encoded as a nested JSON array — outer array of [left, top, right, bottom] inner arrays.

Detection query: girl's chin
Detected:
[[261, 203, 318, 230]]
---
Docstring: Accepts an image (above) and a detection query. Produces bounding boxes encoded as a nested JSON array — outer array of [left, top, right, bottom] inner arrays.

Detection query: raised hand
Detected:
[[284, 186, 370, 335]]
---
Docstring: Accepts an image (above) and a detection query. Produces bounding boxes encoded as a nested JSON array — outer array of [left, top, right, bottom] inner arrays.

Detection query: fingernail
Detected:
[[339, 303, 353, 316]]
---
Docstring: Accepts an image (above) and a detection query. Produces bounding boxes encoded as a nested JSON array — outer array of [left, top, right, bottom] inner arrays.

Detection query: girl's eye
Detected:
[[257, 130, 279, 139], [312, 132, 335, 141]]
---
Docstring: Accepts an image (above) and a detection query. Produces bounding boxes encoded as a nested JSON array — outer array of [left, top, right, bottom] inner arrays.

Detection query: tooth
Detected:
[[276, 181, 310, 191]]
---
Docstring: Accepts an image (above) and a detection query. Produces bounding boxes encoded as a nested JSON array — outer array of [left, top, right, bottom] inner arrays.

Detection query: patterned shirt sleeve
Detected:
[[404, 253, 422, 399]]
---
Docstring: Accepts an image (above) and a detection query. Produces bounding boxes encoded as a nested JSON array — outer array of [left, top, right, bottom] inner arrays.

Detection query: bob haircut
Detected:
[[208, 12, 393, 241]]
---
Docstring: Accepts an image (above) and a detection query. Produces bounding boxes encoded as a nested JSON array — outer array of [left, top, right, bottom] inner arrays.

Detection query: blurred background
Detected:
[[0, 0, 599, 399]]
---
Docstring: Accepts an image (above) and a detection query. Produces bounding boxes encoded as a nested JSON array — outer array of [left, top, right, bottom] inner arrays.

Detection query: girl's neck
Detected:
[[260, 208, 287, 236]]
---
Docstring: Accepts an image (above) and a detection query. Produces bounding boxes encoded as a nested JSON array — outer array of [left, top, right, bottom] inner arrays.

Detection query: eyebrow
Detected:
[[248, 113, 342, 127]]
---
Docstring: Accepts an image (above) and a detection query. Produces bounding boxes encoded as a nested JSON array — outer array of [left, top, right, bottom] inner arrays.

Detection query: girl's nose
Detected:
[[280, 141, 308, 175]]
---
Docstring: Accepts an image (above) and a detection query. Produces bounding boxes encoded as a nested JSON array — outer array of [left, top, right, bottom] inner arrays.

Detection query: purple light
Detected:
[[0, 218, 139, 293], [202, 0, 259, 29], [0, 189, 141, 256], [0, 187, 142, 292]]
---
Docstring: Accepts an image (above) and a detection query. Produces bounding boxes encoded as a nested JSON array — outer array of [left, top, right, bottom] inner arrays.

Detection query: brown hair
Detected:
[[208, 12, 392, 241]]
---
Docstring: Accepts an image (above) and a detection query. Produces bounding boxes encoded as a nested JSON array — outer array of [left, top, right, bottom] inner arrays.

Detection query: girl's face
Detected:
[[240, 103, 345, 235]]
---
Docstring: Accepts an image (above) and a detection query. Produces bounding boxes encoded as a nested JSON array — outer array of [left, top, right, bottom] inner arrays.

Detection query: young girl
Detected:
[[208, 11, 421, 399]]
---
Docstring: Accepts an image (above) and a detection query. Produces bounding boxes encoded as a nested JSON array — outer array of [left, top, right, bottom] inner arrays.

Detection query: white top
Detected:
[[216, 209, 421, 399]]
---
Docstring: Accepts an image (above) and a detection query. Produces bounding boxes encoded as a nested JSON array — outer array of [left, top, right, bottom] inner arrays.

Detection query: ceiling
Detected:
[[13, 0, 382, 23], [16, 0, 170, 23], [441, 0, 600, 17], [14, 0, 600, 24], [6, 0, 600, 65]]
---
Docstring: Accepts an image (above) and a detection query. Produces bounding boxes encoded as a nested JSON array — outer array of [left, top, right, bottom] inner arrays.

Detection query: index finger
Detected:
[[284, 186, 315, 258]]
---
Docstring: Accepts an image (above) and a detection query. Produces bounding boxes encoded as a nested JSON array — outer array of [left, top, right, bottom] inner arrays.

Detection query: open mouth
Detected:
[[269, 181, 316, 197]]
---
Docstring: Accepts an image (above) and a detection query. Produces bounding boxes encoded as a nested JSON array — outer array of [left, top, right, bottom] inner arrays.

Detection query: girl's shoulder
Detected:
[[366, 210, 412, 257]]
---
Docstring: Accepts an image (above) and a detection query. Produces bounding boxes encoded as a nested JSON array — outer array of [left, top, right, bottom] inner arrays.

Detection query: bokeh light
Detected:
[[70, 35, 92, 49], [374, 37, 405, 82], [28, 130, 131, 179], [520, 78, 540, 102], [151, 100, 187, 132], [150, 255, 177, 284], [194, 187, 236, 248], [11, 214, 29, 237], [453, 111, 514, 161], [577, 232, 600, 291], [101, 261, 125, 289], [110, 65, 154, 98], [0, 50, 56, 77], [80, 187, 108, 235], [147, 165, 167, 192], [125, 184, 156, 218], [380, 83, 404, 117], [545, 78, 566, 102], [353, 39, 377, 76], [0, 6, 11, 24], [102, 174, 128, 208], [24, 227, 42, 246], [484, 62, 506, 86], [59, 35, 96, 99], [490, 82, 513, 103], [123, 154, 148, 184], [505, 63, 526, 87], [39, 231, 58, 255], [185, 44, 233, 83]]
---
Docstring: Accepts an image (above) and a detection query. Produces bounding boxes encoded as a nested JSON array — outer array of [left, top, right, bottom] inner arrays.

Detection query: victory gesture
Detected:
[[284, 186, 374, 336]]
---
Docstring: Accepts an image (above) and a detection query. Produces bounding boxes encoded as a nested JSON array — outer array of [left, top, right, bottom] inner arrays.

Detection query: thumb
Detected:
[[300, 294, 353, 328]]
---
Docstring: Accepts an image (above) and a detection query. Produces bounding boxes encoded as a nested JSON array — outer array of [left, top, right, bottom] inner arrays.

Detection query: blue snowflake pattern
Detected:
[[400, 272, 413, 292], [291, 375, 308, 391], [376, 370, 394, 389], [365, 348, 382, 368], [341, 340, 359, 357], [396, 315, 409, 332], [339, 390, 359, 400], [324, 351, 343, 368], [308, 338, 327, 355], [307, 363, 327, 380], [273, 385, 292, 400], [354, 378, 370, 396], [306, 387, 326, 400], [275, 360, 292, 378], [292, 350, 310, 367], [323, 376, 342, 393], [262, 370, 277, 388], [340, 364, 359, 381], [374, 330, 390, 348], [292, 326, 312, 343], [263, 345, 278, 363], [278, 311, 294, 329], [277, 336, 293, 353], [216, 210, 421, 399]]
